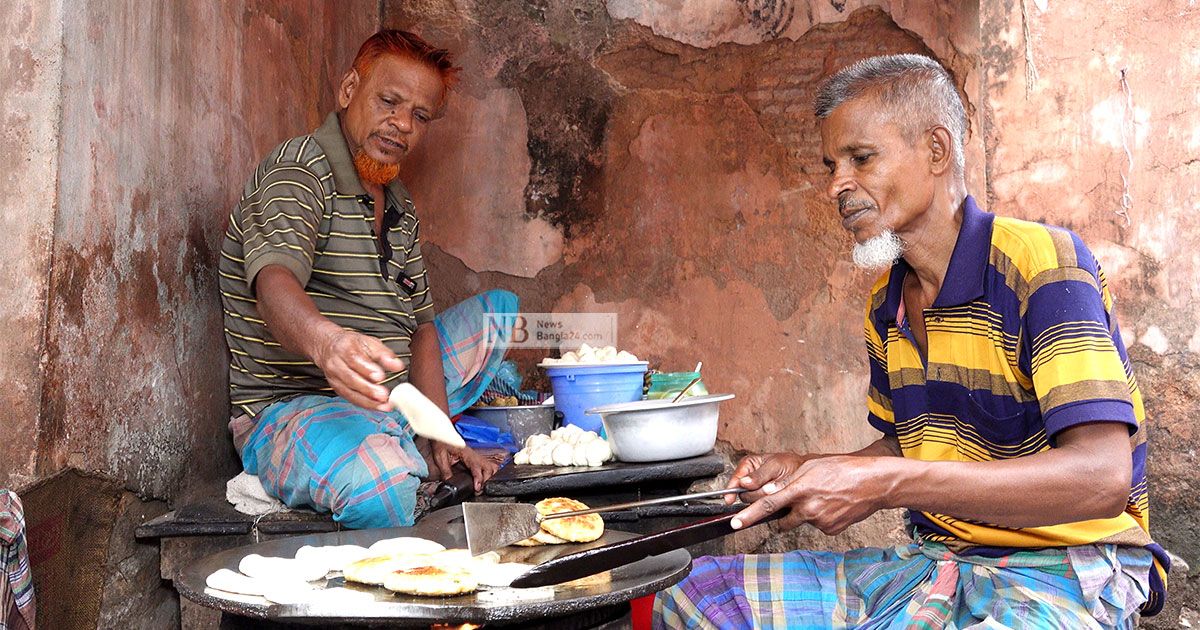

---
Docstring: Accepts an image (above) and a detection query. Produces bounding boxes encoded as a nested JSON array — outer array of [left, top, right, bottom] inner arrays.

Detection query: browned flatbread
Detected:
[[536, 497, 604, 543], [512, 528, 568, 546], [383, 564, 478, 596], [343, 554, 432, 585]]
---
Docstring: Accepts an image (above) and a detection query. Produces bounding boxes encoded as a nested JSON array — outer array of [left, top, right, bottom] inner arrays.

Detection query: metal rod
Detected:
[[542, 487, 749, 520], [670, 375, 703, 403]]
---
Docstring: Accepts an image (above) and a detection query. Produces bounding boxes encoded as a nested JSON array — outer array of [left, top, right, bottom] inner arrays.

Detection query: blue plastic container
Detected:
[[545, 363, 648, 436]]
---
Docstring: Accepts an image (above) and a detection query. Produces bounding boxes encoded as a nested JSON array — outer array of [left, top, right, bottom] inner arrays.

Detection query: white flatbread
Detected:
[[367, 537, 446, 556], [389, 383, 465, 447], [294, 545, 372, 572], [262, 580, 319, 605], [238, 554, 328, 583], [206, 568, 267, 596]]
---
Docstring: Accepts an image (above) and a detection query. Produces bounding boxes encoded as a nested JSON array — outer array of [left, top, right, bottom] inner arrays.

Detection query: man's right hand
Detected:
[[725, 452, 820, 504], [312, 328, 405, 411]]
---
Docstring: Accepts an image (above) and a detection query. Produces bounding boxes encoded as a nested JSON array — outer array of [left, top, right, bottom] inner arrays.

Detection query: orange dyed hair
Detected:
[[351, 30, 461, 106]]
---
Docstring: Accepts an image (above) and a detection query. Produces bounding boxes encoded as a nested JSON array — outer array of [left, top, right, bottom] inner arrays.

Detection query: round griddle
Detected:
[[175, 504, 691, 626]]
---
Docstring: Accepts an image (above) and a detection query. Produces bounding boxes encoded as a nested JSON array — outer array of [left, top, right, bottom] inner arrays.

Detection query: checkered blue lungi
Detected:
[[654, 539, 1153, 629], [233, 290, 517, 529]]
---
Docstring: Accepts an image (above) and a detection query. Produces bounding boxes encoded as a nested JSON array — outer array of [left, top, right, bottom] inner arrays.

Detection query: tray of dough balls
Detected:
[[483, 424, 727, 497], [174, 502, 691, 624]]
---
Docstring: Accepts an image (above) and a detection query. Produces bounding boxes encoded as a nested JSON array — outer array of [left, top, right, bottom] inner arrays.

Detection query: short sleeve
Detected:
[[864, 301, 896, 437], [404, 219, 436, 325], [1024, 265, 1137, 440], [237, 163, 324, 288]]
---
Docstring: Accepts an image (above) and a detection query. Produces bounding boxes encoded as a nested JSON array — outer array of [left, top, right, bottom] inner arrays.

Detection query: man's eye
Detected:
[[851, 154, 872, 165], [414, 111, 430, 123], [381, 97, 396, 106]]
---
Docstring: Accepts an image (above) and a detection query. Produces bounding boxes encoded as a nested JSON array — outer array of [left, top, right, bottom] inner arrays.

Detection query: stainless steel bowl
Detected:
[[586, 394, 735, 462]]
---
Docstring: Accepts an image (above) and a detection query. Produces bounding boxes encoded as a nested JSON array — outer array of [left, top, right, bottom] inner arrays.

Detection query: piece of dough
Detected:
[[536, 497, 604, 543], [262, 580, 319, 605], [238, 554, 328, 583], [294, 544, 372, 572], [206, 568, 267, 596], [388, 382, 466, 447], [383, 565, 478, 596], [367, 537, 446, 556]]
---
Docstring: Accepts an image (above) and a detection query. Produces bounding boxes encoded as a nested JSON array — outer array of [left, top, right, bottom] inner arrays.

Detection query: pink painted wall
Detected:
[[0, 0, 63, 490], [1, 1, 379, 499]]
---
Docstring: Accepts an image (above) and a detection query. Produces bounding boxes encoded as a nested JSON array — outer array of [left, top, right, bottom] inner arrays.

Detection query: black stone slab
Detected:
[[484, 452, 725, 497]]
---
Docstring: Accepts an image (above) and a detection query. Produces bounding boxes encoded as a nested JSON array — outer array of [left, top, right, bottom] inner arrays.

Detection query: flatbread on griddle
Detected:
[[512, 528, 568, 546], [383, 564, 478, 596], [536, 497, 604, 543], [343, 554, 433, 586]]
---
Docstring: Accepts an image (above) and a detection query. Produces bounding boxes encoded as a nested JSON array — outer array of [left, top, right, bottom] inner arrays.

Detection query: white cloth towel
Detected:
[[225, 472, 286, 516]]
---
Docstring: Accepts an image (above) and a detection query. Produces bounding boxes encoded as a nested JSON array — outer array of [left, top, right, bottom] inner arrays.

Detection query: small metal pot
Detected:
[[587, 394, 735, 462]]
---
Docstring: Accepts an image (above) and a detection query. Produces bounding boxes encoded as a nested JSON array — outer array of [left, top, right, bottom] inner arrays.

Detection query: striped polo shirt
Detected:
[[219, 112, 435, 417], [863, 195, 1168, 613]]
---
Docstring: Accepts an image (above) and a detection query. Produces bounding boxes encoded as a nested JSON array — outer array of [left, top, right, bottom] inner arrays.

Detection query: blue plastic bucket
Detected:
[[546, 363, 648, 436]]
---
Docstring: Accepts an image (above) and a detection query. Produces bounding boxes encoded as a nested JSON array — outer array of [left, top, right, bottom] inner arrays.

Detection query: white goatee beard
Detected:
[[852, 230, 904, 270]]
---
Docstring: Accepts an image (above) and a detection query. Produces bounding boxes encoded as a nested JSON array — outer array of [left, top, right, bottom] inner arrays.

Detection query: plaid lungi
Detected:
[[232, 290, 518, 529], [0, 490, 34, 630], [654, 540, 1153, 629]]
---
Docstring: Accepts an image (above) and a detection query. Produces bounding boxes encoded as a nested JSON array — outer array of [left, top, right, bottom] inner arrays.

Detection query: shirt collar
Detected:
[[877, 195, 993, 322], [312, 111, 416, 207]]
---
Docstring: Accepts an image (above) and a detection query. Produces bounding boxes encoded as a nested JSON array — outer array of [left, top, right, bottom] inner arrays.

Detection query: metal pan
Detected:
[[173, 504, 691, 627]]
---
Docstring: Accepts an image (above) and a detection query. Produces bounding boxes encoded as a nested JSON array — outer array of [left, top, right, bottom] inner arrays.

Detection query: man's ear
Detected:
[[337, 69, 359, 110], [929, 126, 953, 176]]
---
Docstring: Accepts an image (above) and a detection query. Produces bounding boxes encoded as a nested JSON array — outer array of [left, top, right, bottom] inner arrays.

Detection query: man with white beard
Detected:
[[654, 54, 1169, 628]]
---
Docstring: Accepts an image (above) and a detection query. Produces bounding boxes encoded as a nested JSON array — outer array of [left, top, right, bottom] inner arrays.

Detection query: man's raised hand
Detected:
[[313, 329, 405, 411]]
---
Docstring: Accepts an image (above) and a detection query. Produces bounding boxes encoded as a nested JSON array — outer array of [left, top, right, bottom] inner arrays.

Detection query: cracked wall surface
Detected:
[[2, 1, 379, 501], [0, 0, 63, 490]]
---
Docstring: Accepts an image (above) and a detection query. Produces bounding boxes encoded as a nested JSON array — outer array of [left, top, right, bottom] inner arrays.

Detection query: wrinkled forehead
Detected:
[[819, 94, 909, 153], [359, 54, 444, 110]]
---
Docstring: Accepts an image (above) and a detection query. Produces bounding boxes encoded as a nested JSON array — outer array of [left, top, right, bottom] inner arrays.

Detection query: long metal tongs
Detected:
[[463, 487, 749, 555]]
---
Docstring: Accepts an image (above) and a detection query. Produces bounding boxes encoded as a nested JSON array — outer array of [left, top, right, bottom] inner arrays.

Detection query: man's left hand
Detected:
[[731, 455, 894, 535], [430, 442, 502, 493]]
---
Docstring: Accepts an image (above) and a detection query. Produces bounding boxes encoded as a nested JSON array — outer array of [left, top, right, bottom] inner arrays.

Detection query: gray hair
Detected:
[[814, 54, 967, 176]]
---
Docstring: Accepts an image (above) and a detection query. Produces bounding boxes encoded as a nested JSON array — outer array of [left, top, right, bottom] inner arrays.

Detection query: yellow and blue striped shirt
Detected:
[[864, 195, 1167, 614]]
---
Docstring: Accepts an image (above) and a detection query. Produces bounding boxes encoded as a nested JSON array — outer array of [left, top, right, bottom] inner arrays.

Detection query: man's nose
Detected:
[[827, 170, 856, 201], [388, 110, 413, 134]]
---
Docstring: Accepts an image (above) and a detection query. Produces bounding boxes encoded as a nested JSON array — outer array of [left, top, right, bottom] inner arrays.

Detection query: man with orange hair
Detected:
[[219, 31, 513, 528]]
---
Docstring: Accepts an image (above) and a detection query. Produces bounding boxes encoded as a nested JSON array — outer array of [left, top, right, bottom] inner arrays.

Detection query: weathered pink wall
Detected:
[[0, 0, 63, 490], [1, 1, 379, 501]]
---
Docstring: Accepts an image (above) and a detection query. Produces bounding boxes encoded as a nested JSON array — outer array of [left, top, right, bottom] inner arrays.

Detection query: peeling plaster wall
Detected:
[[0, 1, 63, 490], [980, 0, 1200, 612], [27, 1, 378, 500]]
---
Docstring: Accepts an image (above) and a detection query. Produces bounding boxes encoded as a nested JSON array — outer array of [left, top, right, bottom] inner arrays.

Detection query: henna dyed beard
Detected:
[[353, 149, 401, 186]]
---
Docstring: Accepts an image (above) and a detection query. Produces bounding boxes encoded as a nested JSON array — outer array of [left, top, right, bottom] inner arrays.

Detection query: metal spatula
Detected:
[[463, 487, 749, 555]]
